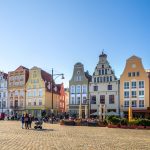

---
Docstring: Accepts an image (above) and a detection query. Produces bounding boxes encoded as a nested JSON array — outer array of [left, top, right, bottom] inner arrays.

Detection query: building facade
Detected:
[[8, 66, 29, 117], [90, 52, 119, 120], [69, 62, 91, 118], [58, 83, 65, 113], [0, 72, 8, 114], [120, 56, 150, 118], [26, 67, 60, 118], [65, 88, 69, 113]]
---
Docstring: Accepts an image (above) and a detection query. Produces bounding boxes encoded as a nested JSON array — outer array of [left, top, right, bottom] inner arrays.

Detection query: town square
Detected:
[[0, 0, 150, 149], [0, 121, 150, 150]]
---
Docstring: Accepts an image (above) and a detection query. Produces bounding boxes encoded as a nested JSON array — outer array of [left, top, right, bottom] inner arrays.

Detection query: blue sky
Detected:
[[0, 0, 150, 87]]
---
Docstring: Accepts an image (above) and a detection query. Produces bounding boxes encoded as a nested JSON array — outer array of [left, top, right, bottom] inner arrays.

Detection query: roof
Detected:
[[99, 51, 107, 57], [15, 65, 29, 71], [127, 55, 141, 61], [0, 72, 8, 79]]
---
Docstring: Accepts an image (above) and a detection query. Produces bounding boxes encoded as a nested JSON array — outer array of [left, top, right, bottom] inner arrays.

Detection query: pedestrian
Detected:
[[28, 114, 32, 128], [21, 114, 25, 129], [24, 114, 29, 129]]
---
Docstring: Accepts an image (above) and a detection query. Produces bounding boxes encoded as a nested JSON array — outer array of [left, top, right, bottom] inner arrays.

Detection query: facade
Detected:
[[8, 66, 29, 117], [64, 88, 69, 112], [58, 83, 65, 113], [120, 56, 150, 118], [26, 66, 60, 118], [0, 72, 8, 114], [69, 62, 91, 118], [90, 52, 119, 120]]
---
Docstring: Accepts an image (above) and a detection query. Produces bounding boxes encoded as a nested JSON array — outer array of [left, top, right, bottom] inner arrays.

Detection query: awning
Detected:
[[106, 111, 119, 116]]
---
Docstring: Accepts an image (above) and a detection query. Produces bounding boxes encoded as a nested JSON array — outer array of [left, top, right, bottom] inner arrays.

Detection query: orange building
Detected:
[[120, 56, 150, 118]]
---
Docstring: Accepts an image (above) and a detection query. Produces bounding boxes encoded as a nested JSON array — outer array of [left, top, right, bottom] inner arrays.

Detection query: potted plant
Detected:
[[128, 120, 138, 129], [107, 116, 120, 128], [120, 118, 128, 129]]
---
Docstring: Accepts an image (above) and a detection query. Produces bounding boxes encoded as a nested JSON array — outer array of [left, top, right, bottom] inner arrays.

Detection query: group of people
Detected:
[[21, 113, 33, 129]]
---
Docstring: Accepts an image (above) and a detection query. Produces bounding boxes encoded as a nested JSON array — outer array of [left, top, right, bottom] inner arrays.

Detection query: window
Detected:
[[132, 81, 136, 89], [139, 100, 144, 107], [137, 72, 140, 76], [102, 65, 104, 68], [82, 85, 87, 94], [39, 90, 42, 97], [99, 70, 101, 75], [110, 76, 112, 81], [76, 85, 81, 94], [34, 102, 36, 106], [108, 85, 112, 90], [33, 90, 36, 97], [77, 97, 80, 104], [124, 82, 129, 89], [71, 97, 75, 104], [100, 77, 102, 82], [132, 72, 135, 77], [94, 77, 96, 83], [100, 95, 105, 104], [97, 77, 99, 83], [132, 91, 136, 98], [82, 97, 87, 104], [128, 72, 131, 77], [124, 101, 129, 107], [0, 101, 1, 108], [0, 93, 1, 98], [107, 76, 109, 82], [91, 95, 96, 104], [71, 86, 75, 94], [2, 101, 6, 108], [10, 101, 13, 107], [124, 91, 129, 98], [20, 100, 23, 107], [109, 95, 114, 104], [20, 91, 24, 96], [15, 100, 18, 107], [39, 99, 42, 105], [3, 92, 6, 98], [15, 91, 18, 96], [139, 91, 144, 98], [105, 69, 107, 74], [139, 81, 144, 88], [132, 101, 137, 107], [102, 69, 104, 75], [93, 86, 98, 91]]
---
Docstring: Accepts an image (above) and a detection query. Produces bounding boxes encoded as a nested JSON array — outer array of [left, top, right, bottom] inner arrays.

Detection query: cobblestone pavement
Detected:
[[0, 121, 150, 150]]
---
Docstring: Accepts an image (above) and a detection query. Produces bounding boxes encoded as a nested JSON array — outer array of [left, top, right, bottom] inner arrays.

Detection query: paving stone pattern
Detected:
[[0, 121, 150, 150]]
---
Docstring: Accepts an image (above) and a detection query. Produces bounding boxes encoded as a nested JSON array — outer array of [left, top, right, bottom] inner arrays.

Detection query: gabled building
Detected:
[[69, 62, 91, 118], [57, 83, 65, 113], [8, 66, 29, 117], [120, 56, 150, 118], [26, 66, 60, 118], [90, 52, 119, 120], [0, 72, 8, 114]]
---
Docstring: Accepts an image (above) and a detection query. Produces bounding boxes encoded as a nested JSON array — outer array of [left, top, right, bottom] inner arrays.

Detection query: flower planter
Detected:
[[120, 125, 128, 129], [137, 126, 145, 129], [145, 126, 150, 129], [128, 125, 137, 129], [107, 124, 118, 128]]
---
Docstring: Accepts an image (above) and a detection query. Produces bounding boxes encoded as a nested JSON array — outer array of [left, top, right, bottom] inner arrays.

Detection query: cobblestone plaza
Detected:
[[0, 121, 150, 150]]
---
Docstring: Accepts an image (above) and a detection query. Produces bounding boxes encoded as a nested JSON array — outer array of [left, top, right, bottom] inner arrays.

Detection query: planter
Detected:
[[107, 124, 118, 128], [145, 126, 150, 129], [128, 125, 137, 129], [87, 122, 98, 127], [137, 126, 145, 129], [120, 125, 128, 129]]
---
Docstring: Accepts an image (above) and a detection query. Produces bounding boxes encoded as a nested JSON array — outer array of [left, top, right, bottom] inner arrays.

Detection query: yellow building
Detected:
[[26, 66, 60, 118], [120, 56, 150, 118]]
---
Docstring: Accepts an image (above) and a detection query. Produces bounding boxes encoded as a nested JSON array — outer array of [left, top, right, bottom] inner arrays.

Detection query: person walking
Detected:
[[21, 114, 25, 129], [24, 114, 29, 129], [28, 114, 32, 128]]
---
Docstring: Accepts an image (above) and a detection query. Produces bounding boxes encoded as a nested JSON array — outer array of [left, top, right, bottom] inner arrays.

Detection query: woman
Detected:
[[21, 114, 24, 129], [24, 114, 29, 129]]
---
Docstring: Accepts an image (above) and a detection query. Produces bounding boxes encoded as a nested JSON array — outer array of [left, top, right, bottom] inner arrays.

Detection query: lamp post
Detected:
[[51, 68, 64, 124]]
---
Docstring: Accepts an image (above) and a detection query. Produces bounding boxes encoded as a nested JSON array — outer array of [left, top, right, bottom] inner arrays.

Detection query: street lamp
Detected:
[[51, 68, 64, 124]]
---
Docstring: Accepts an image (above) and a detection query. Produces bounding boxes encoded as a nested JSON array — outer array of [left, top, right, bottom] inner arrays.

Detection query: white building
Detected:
[[90, 52, 119, 120], [0, 72, 8, 114]]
